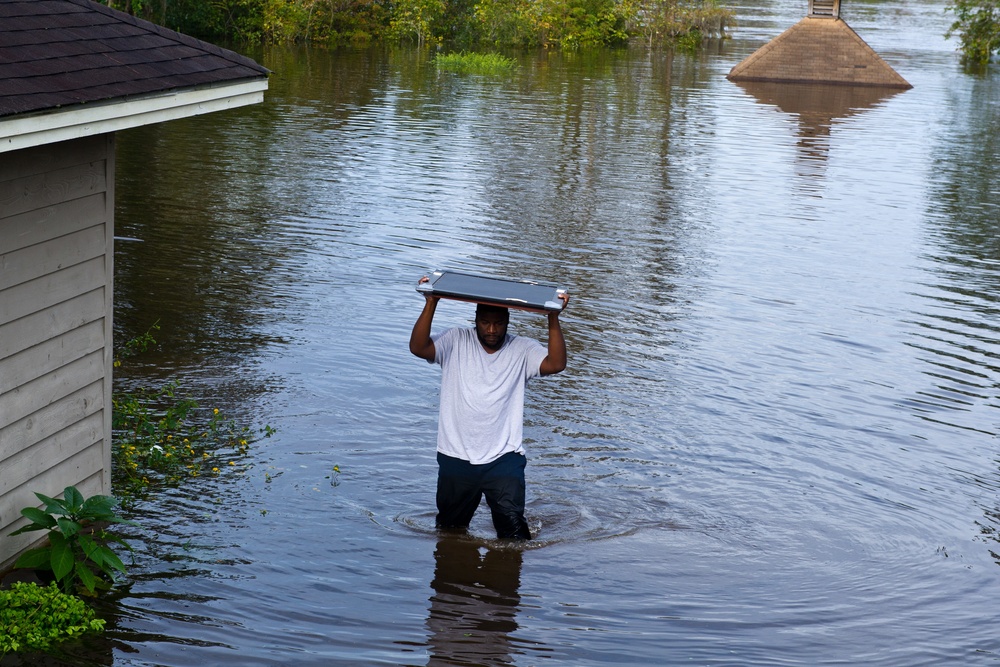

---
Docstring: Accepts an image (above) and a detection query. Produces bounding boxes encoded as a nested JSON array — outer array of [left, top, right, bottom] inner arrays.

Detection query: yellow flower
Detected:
[[212, 467, 220, 473], [228, 461, 236, 466], [213, 408, 219, 415]]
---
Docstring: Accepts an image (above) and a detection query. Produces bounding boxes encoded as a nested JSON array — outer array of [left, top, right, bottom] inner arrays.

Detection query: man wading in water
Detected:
[[409, 279, 568, 540]]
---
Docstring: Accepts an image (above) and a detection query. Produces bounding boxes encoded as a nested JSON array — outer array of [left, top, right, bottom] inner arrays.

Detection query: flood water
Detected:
[[21, 0, 1000, 664]]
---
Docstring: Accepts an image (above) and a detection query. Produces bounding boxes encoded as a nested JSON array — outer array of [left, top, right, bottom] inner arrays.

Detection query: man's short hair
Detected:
[[475, 303, 510, 320]]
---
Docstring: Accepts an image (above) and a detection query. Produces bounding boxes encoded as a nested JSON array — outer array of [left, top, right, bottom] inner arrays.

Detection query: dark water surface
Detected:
[[25, 0, 1000, 664]]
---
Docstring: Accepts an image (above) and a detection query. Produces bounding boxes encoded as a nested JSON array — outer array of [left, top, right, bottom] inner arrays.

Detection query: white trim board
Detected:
[[0, 79, 268, 154]]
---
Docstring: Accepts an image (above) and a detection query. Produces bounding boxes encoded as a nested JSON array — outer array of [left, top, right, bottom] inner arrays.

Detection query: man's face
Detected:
[[475, 311, 509, 351]]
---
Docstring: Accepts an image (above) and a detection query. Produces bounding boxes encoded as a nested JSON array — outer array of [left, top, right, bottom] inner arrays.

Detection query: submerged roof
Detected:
[[0, 0, 269, 152], [727, 16, 911, 89]]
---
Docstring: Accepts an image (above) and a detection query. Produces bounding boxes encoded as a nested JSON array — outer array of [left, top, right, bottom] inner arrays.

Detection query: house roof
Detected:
[[727, 17, 911, 89], [0, 0, 269, 152]]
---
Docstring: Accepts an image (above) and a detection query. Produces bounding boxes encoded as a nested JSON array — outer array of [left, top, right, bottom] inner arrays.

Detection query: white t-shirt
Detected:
[[431, 327, 548, 465]]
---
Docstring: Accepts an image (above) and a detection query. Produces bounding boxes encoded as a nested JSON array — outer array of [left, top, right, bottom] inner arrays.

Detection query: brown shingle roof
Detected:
[[727, 17, 911, 89], [0, 0, 269, 118]]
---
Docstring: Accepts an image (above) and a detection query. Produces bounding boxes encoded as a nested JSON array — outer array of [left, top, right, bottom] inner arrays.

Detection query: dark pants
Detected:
[[436, 451, 531, 540]]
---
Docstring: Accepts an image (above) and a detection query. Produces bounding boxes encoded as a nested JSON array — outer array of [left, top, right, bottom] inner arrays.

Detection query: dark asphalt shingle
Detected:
[[0, 0, 268, 118]]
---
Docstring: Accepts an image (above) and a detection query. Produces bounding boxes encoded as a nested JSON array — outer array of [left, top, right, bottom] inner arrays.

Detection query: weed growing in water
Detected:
[[435, 51, 517, 74], [112, 325, 275, 504]]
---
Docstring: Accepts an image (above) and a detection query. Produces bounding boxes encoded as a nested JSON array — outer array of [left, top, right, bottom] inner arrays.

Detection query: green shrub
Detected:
[[0, 582, 105, 657], [946, 0, 1000, 66]]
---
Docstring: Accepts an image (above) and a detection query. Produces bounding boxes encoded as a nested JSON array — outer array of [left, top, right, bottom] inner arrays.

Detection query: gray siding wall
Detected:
[[0, 134, 115, 570]]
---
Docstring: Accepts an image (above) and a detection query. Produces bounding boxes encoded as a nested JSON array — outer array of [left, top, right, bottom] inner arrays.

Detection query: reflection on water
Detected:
[[922, 71, 1000, 567], [733, 80, 906, 183], [426, 537, 527, 666], [36, 1, 1000, 664]]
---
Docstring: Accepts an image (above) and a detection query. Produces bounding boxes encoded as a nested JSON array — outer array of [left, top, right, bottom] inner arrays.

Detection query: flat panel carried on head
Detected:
[[416, 270, 568, 313]]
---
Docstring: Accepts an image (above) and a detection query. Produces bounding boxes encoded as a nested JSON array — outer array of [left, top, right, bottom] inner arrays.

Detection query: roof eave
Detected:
[[0, 77, 268, 154]]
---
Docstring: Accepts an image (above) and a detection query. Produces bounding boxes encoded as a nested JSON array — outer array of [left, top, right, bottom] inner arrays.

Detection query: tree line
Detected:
[[101, 0, 733, 47], [101, 0, 998, 64]]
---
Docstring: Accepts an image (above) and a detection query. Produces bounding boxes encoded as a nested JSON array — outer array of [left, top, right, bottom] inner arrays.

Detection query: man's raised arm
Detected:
[[539, 294, 569, 376], [409, 290, 439, 361]]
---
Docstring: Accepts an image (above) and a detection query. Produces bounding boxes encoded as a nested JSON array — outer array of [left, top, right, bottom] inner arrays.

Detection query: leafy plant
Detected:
[[0, 582, 105, 658], [9, 487, 133, 595]]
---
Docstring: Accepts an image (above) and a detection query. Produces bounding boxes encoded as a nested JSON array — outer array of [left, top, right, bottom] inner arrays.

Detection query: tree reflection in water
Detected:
[[426, 536, 525, 666]]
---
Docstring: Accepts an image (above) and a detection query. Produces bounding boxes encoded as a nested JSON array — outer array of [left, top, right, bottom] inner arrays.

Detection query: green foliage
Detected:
[[102, 0, 165, 24], [9, 487, 133, 595], [634, 0, 732, 47], [148, 0, 267, 42], [112, 381, 256, 498], [472, 0, 539, 46], [0, 582, 105, 658], [112, 328, 274, 503], [435, 50, 518, 73], [264, 0, 311, 42], [389, 0, 447, 44], [102, 0, 730, 49], [532, 0, 632, 46], [113, 321, 158, 369], [674, 28, 702, 52], [245, 0, 391, 45], [946, 0, 1000, 66]]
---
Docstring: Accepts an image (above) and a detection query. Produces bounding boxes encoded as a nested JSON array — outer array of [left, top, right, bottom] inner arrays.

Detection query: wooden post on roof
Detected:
[[808, 0, 840, 18]]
